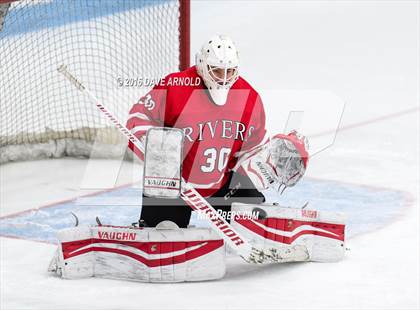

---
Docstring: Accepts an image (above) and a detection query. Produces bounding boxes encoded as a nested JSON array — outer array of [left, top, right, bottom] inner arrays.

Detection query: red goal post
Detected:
[[0, 0, 190, 163]]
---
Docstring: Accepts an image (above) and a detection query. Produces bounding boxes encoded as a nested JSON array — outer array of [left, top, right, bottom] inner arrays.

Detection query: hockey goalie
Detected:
[[49, 35, 346, 282]]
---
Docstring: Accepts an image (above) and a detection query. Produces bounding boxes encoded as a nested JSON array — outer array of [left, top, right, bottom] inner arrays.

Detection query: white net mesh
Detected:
[[0, 0, 184, 163]]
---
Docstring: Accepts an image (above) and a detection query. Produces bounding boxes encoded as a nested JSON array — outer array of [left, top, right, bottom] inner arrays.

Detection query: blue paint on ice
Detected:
[[0, 179, 409, 243], [264, 178, 408, 239]]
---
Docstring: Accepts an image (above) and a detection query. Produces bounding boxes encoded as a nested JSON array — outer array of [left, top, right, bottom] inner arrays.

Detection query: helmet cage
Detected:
[[206, 65, 239, 87]]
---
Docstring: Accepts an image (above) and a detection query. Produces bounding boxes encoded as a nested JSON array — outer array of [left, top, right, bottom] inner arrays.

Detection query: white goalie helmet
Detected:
[[195, 34, 240, 106]]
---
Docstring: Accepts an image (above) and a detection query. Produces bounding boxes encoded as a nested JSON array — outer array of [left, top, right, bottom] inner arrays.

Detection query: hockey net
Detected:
[[0, 0, 190, 163]]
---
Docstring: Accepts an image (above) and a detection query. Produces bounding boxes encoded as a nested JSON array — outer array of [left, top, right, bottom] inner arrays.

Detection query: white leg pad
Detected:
[[231, 203, 346, 262], [49, 225, 226, 282]]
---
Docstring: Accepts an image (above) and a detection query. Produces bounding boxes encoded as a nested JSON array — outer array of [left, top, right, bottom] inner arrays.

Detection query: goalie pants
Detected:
[[140, 172, 265, 228]]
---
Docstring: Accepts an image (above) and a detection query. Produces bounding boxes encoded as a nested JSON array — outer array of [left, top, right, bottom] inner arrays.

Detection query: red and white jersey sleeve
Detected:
[[125, 82, 167, 160], [230, 94, 269, 174], [237, 94, 269, 156]]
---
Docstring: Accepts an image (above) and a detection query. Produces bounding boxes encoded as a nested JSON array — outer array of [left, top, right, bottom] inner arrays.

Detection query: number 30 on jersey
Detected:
[[201, 147, 231, 173]]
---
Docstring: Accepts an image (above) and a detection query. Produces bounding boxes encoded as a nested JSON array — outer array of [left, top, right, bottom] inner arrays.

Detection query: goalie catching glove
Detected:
[[240, 131, 309, 193]]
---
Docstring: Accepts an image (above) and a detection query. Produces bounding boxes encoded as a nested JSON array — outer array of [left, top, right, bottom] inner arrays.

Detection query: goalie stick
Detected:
[[58, 65, 307, 264]]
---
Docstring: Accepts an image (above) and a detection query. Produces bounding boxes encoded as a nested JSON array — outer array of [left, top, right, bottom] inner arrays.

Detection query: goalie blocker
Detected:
[[143, 127, 183, 199]]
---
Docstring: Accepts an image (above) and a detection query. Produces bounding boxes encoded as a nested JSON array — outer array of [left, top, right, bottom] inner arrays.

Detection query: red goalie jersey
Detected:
[[126, 66, 268, 197]]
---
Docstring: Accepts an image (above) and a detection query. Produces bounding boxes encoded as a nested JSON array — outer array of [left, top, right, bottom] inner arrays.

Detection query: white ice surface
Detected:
[[1, 1, 419, 309]]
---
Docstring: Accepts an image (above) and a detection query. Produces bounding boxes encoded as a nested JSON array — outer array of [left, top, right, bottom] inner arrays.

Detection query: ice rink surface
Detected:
[[1, 1, 419, 309]]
